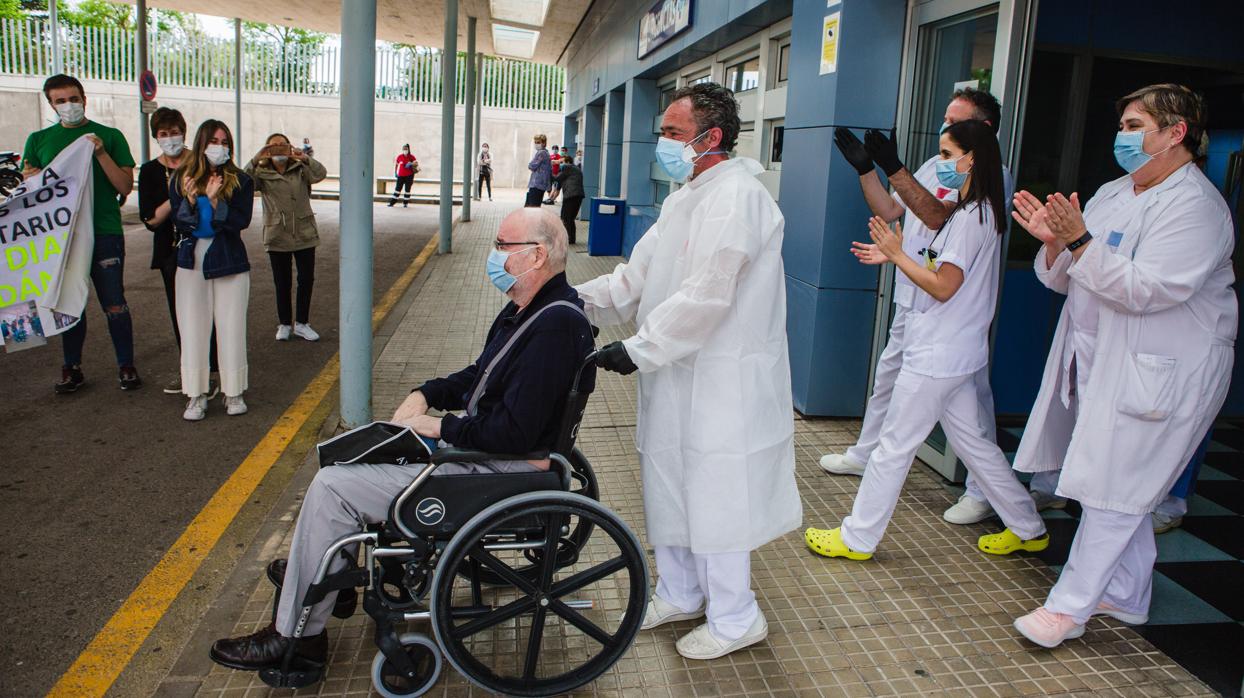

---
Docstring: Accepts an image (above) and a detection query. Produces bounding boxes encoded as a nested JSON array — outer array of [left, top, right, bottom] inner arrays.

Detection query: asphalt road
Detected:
[[0, 197, 436, 697]]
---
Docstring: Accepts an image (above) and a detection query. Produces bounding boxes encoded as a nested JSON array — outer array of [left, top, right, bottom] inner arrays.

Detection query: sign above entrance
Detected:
[[638, 0, 692, 59]]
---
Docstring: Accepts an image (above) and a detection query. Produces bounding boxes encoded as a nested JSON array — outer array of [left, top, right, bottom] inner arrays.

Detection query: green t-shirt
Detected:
[[22, 120, 136, 236]]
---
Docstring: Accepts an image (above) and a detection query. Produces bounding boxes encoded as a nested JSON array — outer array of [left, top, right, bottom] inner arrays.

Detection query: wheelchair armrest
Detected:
[[430, 447, 549, 464]]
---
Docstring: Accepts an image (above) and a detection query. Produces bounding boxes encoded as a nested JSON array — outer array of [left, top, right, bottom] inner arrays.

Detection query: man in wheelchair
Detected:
[[210, 207, 595, 674]]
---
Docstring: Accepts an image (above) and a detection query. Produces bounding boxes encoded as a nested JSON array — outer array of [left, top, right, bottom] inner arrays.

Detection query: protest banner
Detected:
[[0, 137, 94, 353]]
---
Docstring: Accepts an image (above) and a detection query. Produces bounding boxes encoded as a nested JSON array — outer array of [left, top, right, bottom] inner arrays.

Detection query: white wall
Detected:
[[1, 76, 562, 189]]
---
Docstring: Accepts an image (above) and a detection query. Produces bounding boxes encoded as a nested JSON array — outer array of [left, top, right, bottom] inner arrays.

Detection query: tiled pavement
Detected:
[[194, 192, 1219, 697]]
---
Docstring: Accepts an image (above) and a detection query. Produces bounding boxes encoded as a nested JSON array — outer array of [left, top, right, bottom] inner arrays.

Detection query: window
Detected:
[[734, 122, 756, 159], [724, 56, 760, 92], [769, 123, 784, 165], [686, 72, 711, 86], [777, 42, 791, 84], [659, 84, 677, 111]]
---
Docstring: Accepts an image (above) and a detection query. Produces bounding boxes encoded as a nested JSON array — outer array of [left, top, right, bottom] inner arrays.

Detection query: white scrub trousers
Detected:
[[848, 312, 999, 507], [1044, 505, 1153, 623], [842, 369, 1045, 553], [653, 546, 758, 642]]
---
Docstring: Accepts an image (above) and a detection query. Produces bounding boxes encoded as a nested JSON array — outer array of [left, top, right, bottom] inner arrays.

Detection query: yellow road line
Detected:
[[47, 233, 441, 698]]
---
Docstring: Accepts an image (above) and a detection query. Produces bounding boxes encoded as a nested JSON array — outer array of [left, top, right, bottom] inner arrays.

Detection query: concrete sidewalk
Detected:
[[180, 190, 1214, 697]]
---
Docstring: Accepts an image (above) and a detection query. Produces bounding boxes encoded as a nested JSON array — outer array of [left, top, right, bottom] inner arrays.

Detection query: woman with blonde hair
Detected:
[[168, 119, 255, 421]]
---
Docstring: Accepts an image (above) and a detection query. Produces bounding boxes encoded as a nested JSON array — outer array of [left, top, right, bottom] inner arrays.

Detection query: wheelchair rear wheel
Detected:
[[430, 491, 647, 697], [472, 447, 599, 587]]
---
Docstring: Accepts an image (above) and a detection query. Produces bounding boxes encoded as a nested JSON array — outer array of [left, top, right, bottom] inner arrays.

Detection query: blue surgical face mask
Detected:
[[486, 246, 537, 293], [939, 121, 950, 135], [655, 130, 724, 183], [1113, 128, 1171, 174], [935, 153, 969, 189]]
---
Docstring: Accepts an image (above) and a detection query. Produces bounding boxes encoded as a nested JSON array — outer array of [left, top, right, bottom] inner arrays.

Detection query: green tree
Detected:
[[242, 21, 328, 93]]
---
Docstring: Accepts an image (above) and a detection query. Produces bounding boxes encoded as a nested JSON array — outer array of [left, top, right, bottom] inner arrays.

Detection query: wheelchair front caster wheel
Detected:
[[371, 633, 442, 697]]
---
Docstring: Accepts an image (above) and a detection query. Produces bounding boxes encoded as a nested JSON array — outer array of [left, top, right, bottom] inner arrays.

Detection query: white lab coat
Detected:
[[1013, 163, 1237, 514], [575, 158, 802, 554]]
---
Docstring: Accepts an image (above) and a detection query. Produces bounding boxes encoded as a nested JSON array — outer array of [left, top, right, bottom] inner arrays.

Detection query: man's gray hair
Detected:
[[670, 82, 740, 151], [527, 208, 568, 272]]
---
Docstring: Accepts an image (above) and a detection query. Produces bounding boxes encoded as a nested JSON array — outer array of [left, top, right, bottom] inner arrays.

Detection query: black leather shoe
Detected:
[[210, 622, 327, 671], [266, 558, 358, 619]]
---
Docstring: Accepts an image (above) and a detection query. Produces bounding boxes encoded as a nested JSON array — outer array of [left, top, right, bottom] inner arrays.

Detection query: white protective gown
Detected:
[[1013, 163, 1237, 514], [575, 157, 802, 554]]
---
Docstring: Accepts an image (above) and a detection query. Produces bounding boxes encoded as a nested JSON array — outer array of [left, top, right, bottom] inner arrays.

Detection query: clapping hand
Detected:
[[867, 216, 904, 262], [864, 128, 904, 177], [850, 241, 889, 265], [1043, 192, 1086, 244], [204, 173, 224, 203], [1011, 191, 1057, 246], [833, 128, 873, 176]]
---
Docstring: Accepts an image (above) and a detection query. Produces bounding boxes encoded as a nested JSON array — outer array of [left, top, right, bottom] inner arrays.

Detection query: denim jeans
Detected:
[[62, 235, 135, 368]]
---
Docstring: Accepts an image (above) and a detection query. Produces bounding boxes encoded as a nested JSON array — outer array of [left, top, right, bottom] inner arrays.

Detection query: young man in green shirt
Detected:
[[22, 74, 142, 393]]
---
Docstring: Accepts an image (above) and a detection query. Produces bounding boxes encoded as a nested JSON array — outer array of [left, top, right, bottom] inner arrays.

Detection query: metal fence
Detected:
[[0, 18, 564, 112]]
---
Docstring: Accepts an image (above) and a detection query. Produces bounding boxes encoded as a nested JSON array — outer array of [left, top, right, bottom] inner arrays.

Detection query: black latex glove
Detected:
[[597, 341, 638, 375], [864, 128, 904, 177], [833, 127, 874, 176]]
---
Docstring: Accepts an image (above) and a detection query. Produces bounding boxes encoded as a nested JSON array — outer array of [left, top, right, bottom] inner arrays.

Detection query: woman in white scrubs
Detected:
[[805, 119, 1048, 560], [1010, 83, 1236, 648]]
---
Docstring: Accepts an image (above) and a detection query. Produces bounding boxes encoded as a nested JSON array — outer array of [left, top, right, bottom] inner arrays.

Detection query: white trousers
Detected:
[[842, 369, 1045, 553], [176, 238, 249, 397], [847, 311, 997, 504], [654, 545, 757, 642], [1044, 505, 1153, 624]]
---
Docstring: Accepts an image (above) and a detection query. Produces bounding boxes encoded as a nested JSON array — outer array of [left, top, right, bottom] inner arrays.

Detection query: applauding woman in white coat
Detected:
[[1009, 84, 1236, 648], [805, 119, 1048, 561]]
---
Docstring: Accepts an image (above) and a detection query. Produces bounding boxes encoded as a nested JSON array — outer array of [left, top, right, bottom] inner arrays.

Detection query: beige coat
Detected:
[[245, 156, 327, 252]]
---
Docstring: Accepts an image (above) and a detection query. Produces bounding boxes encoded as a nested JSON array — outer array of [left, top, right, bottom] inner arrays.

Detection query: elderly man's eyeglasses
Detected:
[[493, 240, 541, 251]]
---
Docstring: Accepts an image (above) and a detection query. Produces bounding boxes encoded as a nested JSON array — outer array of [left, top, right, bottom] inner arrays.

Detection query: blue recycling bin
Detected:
[[587, 197, 626, 256]]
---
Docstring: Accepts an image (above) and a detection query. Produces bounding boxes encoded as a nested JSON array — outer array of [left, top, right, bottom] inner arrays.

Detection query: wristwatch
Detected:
[[1067, 231, 1093, 252]]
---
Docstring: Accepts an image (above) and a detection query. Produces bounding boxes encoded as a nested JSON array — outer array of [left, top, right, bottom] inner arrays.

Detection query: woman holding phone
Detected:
[[246, 133, 327, 342]]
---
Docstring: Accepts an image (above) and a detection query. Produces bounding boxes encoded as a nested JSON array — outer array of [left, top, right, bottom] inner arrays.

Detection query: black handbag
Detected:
[[316, 421, 437, 468]]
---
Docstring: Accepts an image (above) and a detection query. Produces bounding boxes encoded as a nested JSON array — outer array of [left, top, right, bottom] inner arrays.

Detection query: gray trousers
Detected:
[[274, 460, 539, 636]]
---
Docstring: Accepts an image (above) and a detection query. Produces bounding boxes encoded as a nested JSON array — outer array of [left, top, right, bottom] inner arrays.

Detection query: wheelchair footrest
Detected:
[[258, 664, 323, 689]]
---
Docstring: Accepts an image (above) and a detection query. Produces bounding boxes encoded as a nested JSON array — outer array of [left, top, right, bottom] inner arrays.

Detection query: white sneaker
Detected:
[[1151, 511, 1183, 534], [638, 594, 705, 630], [275, 324, 292, 341], [943, 494, 995, 525], [293, 322, 320, 341], [675, 611, 768, 660], [183, 395, 207, 421], [1030, 489, 1068, 511], [818, 453, 865, 476], [225, 394, 248, 416]]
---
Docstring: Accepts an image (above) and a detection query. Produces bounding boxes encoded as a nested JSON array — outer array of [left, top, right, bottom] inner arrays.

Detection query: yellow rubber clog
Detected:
[[804, 527, 873, 560], [978, 528, 1050, 555]]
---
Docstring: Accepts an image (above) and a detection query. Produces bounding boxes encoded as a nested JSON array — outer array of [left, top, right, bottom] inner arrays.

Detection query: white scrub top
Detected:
[[893, 156, 959, 309], [902, 201, 1002, 379]]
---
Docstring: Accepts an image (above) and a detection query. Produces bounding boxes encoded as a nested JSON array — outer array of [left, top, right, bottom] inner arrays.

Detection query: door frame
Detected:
[[867, 0, 1039, 481]]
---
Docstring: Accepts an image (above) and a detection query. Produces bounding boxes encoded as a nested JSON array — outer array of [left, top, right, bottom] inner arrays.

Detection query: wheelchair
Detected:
[[259, 351, 650, 697]]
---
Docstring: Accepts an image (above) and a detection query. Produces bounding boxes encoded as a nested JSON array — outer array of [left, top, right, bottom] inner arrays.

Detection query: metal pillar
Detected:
[[136, 0, 149, 163], [49, 0, 62, 74], [461, 17, 476, 222], [438, 0, 458, 253], [473, 53, 482, 199], [233, 18, 242, 156], [339, 0, 377, 427]]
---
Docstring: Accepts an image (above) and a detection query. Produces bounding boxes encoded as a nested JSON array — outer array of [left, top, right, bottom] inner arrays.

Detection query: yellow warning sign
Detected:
[[820, 11, 841, 75]]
